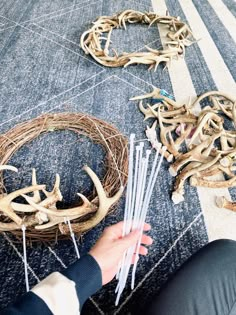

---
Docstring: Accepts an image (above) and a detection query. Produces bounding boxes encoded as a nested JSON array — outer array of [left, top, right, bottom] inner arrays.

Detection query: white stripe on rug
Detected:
[[152, 0, 236, 241], [208, 0, 236, 43], [178, 0, 235, 94]]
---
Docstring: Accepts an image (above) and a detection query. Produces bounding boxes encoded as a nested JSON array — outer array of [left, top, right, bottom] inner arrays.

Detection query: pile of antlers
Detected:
[[131, 89, 236, 211], [80, 9, 195, 71], [0, 165, 123, 234]]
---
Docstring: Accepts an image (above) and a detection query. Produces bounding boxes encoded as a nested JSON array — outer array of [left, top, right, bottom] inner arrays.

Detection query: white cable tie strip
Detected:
[[118, 143, 143, 291], [67, 218, 80, 259], [131, 146, 165, 289], [115, 246, 134, 306], [125, 134, 136, 235], [130, 143, 144, 233], [3, 232, 40, 282], [116, 144, 146, 304], [131, 150, 151, 289], [22, 225, 29, 292], [130, 144, 141, 221], [116, 135, 135, 281], [122, 134, 135, 237], [131, 147, 166, 289]]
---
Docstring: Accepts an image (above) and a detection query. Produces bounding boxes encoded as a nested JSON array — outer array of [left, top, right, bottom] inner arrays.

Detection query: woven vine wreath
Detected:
[[80, 9, 195, 70], [0, 113, 128, 242]]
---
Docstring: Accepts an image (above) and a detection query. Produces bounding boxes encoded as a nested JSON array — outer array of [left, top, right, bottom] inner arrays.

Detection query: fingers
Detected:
[[103, 221, 151, 240], [122, 229, 140, 246], [141, 234, 153, 245], [131, 245, 148, 264], [138, 245, 148, 255], [142, 223, 151, 231]]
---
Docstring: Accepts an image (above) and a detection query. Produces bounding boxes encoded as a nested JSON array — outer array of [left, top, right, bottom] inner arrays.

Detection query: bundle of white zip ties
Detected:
[[115, 133, 166, 305]]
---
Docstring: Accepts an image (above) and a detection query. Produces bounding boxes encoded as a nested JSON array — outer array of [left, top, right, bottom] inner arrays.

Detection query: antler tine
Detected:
[[139, 101, 159, 120], [0, 184, 45, 225], [42, 174, 61, 199], [21, 192, 95, 218], [0, 165, 18, 173], [83, 165, 124, 208], [0, 214, 40, 231], [11, 173, 62, 213], [130, 88, 161, 101], [59, 166, 124, 234], [35, 214, 85, 230], [31, 168, 41, 203]]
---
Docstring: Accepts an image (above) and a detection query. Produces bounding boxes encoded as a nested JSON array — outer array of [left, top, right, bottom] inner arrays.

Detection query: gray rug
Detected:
[[1, 0, 234, 313]]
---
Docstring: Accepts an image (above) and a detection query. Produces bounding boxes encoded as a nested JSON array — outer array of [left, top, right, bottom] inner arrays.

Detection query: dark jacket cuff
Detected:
[[61, 254, 102, 309]]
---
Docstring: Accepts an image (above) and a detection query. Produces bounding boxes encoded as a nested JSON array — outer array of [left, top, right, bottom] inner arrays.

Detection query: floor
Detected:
[[0, 0, 235, 314]]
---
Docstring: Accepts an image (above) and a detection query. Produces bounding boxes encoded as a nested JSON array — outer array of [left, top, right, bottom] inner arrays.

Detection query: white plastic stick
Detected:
[[116, 144, 146, 303], [22, 225, 29, 292], [131, 146, 166, 289], [130, 150, 154, 288], [126, 134, 136, 232], [67, 218, 80, 259], [129, 145, 141, 231], [115, 142, 165, 304], [115, 246, 134, 305], [120, 156, 148, 290], [116, 134, 135, 281], [122, 134, 135, 236], [130, 143, 144, 232], [133, 150, 151, 229]]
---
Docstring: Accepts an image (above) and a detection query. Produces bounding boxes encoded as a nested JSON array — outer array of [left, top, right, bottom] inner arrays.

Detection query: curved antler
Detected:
[[59, 165, 124, 234]]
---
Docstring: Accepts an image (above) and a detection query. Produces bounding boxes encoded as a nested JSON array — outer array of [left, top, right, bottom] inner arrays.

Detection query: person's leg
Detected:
[[146, 239, 236, 315]]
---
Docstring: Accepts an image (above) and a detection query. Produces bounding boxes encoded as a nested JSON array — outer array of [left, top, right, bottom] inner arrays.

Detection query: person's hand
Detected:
[[89, 221, 153, 285]]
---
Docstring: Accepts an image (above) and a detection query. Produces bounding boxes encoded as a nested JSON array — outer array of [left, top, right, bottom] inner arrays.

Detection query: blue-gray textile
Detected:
[[147, 239, 236, 315], [0, 0, 235, 314]]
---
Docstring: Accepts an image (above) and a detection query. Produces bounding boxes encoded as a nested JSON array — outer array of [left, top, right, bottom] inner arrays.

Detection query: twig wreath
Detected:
[[0, 113, 128, 242], [80, 9, 195, 71]]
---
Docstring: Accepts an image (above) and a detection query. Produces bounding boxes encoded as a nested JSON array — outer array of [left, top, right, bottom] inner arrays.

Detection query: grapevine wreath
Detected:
[[0, 113, 128, 242]]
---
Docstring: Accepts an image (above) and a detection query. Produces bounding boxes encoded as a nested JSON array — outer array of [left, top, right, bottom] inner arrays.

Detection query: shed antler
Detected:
[[0, 165, 46, 227], [131, 88, 236, 205], [59, 165, 124, 234], [0, 165, 123, 234]]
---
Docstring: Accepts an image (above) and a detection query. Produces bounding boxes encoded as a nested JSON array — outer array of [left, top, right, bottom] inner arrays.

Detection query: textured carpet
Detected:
[[0, 0, 235, 314]]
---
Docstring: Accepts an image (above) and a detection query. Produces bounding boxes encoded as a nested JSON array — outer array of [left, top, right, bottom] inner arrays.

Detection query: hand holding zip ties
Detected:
[[115, 134, 166, 305], [89, 221, 152, 285]]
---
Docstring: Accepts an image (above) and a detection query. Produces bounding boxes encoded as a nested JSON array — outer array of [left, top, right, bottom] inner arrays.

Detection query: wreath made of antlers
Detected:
[[80, 9, 195, 71], [0, 113, 128, 242]]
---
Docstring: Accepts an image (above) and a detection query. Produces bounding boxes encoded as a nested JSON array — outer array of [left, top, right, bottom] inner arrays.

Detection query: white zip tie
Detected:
[[66, 218, 80, 259], [115, 140, 165, 304], [122, 134, 135, 237], [131, 146, 166, 289], [22, 225, 29, 292], [116, 143, 145, 304], [116, 134, 135, 281], [115, 144, 140, 282], [130, 150, 151, 289], [130, 143, 144, 232]]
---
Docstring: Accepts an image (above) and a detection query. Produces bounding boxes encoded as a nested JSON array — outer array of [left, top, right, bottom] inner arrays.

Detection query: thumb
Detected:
[[118, 230, 140, 250]]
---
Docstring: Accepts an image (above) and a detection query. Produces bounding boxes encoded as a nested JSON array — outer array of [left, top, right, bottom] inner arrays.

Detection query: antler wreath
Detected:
[[80, 9, 195, 71]]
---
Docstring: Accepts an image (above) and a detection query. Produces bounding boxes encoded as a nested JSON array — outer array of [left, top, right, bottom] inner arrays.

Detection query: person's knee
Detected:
[[198, 239, 236, 264], [207, 239, 236, 251]]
